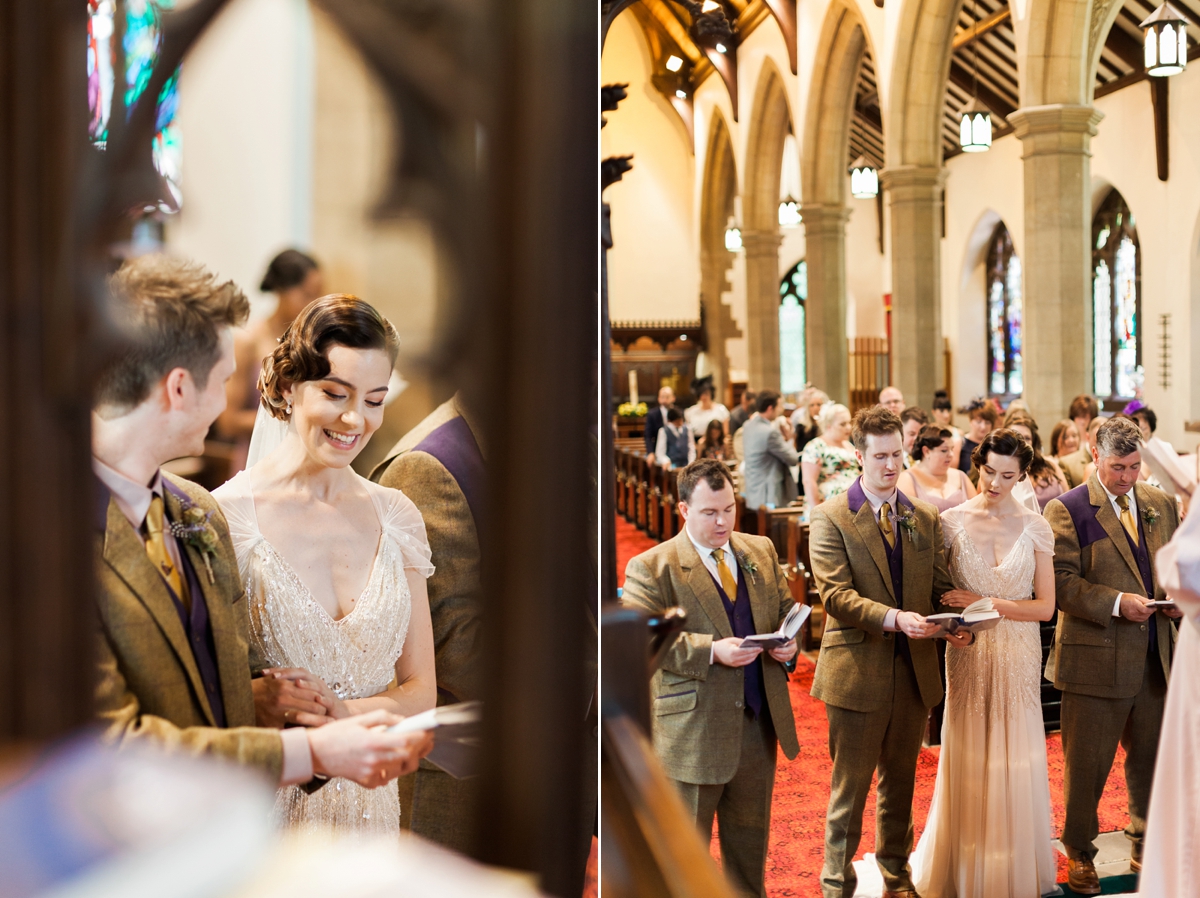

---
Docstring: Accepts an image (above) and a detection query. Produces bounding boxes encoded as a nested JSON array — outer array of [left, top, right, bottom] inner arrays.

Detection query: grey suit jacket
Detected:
[[742, 416, 799, 509]]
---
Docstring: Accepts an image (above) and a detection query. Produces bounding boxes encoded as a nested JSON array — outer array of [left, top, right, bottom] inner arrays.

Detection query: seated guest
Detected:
[[931, 389, 963, 464], [92, 255, 430, 791], [801, 402, 859, 506], [620, 460, 799, 897], [1131, 405, 1172, 452], [728, 389, 756, 436], [743, 390, 799, 509], [656, 406, 696, 469], [791, 387, 829, 454], [958, 397, 997, 476], [1074, 416, 1105, 488], [644, 385, 675, 466], [879, 385, 905, 416], [897, 424, 976, 512], [699, 418, 731, 461], [685, 377, 730, 438], [900, 406, 929, 468], [1059, 394, 1098, 487], [1049, 418, 1082, 465], [1004, 412, 1069, 511]]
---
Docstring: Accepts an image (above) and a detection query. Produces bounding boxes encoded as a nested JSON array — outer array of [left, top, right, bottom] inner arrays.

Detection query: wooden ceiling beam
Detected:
[[1103, 17, 1147, 71], [947, 58, 1017, 121], [952, 7, 1011, 50]]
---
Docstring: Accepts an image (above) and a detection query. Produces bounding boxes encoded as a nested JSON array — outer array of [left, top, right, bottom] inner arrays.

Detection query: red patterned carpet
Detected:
[[614, 517, 1132, 895]]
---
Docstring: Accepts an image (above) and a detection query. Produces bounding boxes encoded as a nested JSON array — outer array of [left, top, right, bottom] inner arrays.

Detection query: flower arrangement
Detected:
[[736, 551, 758, 584], [617, 401, 649, 418], [168, 499, 220, 583], [1143, 506, 1160, 533], [894, 504, 918, 542]]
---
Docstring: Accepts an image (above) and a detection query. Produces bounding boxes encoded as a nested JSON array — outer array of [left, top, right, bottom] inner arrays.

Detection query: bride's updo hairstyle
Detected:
[[259, 293, 399, 421], [971, 428, 1034, 480]]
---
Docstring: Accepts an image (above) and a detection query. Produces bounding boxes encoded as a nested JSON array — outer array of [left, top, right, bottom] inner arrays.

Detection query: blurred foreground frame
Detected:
[[0, 1, 597, 894]]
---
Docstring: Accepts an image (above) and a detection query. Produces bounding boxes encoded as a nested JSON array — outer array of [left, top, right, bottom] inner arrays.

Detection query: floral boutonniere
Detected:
[[894, 504, 918, 542], [168, 499, 219, 584], [1143, 506, 1160, 534], [735, 551, 758, 584]]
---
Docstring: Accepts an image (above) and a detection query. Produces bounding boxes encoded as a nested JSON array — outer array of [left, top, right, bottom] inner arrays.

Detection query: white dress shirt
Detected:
[[93, 457, 314, 786], [860, 480, 905, 632], [686, 526, 738, 663], [1100, 480, 1141, 616], [656, 422, 697, 468]]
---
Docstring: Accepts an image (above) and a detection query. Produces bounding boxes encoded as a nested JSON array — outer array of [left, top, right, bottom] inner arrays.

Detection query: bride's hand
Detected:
[[941, 589, 983, 609], [264, 668, 351, 721]]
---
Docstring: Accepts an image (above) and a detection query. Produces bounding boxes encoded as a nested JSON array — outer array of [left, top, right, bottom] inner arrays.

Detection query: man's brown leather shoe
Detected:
[[1067, 857, 1102, 895], [882, 891, 921, 898], [1130, 856, 1142, 873]]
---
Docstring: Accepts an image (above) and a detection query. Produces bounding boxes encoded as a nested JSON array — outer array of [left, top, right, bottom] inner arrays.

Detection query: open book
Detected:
[[739, 602, 812, 650], [388, 701, 482, 779], [927, 597, 1002, 635], [1140, 437, 1196, 501]]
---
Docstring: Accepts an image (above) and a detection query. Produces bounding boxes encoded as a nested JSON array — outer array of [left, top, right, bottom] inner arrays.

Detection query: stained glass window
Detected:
[[779, 260, 807, 394], [1092, 189, 1140, 401], [87, 0, 182, 211], [985, 222, 1022, 398]]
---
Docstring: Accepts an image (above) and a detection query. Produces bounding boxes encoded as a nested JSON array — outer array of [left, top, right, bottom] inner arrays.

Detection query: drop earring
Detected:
[[285, 399, 293, 415]]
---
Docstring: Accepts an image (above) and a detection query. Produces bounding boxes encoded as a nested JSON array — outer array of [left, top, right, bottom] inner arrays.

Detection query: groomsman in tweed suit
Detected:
[[807, 407, 970, 898], [1043, 416, 1182, 894], [621, 459, 799, 897]]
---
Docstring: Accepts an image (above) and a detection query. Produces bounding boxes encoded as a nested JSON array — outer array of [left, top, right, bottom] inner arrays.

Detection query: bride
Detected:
[[910, 428, 1058, 897], [214, 294, 436, 834]]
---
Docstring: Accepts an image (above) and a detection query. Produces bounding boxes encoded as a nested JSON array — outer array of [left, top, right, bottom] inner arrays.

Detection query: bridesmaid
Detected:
[[897, 425, 976, 512]]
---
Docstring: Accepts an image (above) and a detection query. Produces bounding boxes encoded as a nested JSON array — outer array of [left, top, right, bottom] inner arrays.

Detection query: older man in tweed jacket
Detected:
[[1043, 415, 1182, 893], [622, 459, 799, 898]]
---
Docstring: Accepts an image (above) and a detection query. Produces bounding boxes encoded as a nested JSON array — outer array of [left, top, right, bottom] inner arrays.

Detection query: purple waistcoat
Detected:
[[412, 415, 485, 546], [711, 562, 766, 719]]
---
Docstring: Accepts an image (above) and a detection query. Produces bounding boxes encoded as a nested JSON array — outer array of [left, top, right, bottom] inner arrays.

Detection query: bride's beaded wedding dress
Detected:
[[215, 470, 433, 835], [910, 499, 1059, 898]]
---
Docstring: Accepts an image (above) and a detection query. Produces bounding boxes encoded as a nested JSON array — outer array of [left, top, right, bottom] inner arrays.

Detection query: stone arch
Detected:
[[1020, 0, 1118, 107], [699, 110, 741, 395], [741, 59, 794, 391], [886, 0, 961, 170]]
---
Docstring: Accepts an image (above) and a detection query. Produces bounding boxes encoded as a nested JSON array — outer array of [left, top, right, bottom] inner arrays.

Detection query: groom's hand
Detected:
[[1118, 593, 1155, 622], [307, 710, 434, 788], [896, 611, 940, 640], [253, 672, 328, 728], [713, 637, 763, 667], [768, 639, 798, 664]]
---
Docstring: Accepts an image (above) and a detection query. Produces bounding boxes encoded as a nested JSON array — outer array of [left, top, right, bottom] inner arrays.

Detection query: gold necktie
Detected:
[[712, 548, 738, 602], [1117, 495, 1139, 546], [146, 495, 188, 610], [880, 501, 896, 549]]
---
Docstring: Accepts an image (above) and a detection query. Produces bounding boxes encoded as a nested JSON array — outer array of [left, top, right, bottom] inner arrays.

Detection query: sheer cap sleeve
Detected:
[[211, 470, 261, 569], [1025, 510, 1056, 555], [939, 505, 966, 548], [368, 480, 435, 578]]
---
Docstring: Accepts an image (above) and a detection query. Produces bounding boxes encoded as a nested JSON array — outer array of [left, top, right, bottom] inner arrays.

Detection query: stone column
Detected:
[[1009, 105, 1104, 425], [881, 165, 945, 407], [801, 204, 852, 404], [742, 228, 784, 391]]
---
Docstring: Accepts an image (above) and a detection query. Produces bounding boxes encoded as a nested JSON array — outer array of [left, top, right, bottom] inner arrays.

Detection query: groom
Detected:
[[92, 254, 430, 788], [1044, 416, 1181, 892], [808, 406, 968, 898]]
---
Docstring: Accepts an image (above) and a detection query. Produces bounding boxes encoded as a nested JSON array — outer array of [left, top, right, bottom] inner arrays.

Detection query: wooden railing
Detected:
[[848, 336, 889, 413]]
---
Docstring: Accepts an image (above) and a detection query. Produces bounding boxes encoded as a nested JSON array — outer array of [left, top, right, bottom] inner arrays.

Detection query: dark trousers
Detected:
[[1060, 657, 1167, 860], [821, 653, 928, 898], [672, 711, 778, 898]]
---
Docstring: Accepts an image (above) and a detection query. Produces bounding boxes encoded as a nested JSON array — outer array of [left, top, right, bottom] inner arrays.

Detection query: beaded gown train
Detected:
[[214, 469, 434, 835], [910, 499, 1058, 898]]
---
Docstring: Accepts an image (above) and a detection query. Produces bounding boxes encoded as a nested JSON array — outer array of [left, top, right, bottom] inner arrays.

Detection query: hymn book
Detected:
[[389, 701, 482, 779], [739, 602, 811, 650], [926, 597, 1002, 634]]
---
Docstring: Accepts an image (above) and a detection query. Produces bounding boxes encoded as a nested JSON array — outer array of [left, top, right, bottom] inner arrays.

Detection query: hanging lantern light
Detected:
[[1141, 2, 1190, 76], [849, 156, 879, 199], [958, 98, 993, 152], [724, 224, 743, 252], [777, 196, 801, 228]]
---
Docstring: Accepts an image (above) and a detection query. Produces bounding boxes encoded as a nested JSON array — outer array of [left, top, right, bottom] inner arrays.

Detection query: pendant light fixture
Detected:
[[1141, 2, 1190, 76], [849, 156, 879, 199], [724, 215, 743, 252], [778, 196, 801, 228], [958, 0, 992, 152]]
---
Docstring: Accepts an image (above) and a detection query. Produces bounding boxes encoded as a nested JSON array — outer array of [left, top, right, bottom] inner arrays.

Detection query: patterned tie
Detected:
[[145, 495, 188, 610], [879, 501, 896, 549], [1117, 495, 1139, 546], [712, 547, 738, 601]]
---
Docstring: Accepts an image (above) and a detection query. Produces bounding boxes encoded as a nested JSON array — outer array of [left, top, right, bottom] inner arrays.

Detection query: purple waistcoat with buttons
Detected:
[[711, 558, 766, 719]]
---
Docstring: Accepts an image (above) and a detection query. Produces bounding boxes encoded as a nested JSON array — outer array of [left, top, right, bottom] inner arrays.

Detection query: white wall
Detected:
[[602, 12, 699, 323], [167, 0, 314, 318]]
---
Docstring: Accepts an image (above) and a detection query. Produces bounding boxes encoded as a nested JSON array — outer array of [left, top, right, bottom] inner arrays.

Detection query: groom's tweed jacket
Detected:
[[808, 479, 954, 712], [621, 529, 799, 785], [1044, 476, 1178, 699], [94, 472, 282, 779]]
